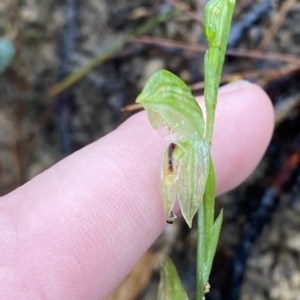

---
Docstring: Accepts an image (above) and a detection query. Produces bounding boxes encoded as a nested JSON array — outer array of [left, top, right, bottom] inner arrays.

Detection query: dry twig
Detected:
[[131, 36, 300, 63]]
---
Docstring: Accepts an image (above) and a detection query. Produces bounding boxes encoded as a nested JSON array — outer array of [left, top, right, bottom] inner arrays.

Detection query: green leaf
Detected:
[[157, 258, 189, 300], [203, 156, 216, 246], [208, 209, 223, 267]]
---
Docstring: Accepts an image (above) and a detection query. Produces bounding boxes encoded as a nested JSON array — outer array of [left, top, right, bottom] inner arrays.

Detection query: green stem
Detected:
[[204, 103, 216, 146], [197, 203, 206, 300], [196, 157, 220, 300], [196, 1, 236, 299]]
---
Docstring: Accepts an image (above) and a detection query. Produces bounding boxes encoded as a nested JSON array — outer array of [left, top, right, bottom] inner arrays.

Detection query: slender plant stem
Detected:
[[196, 1, 236, 299], [197, 204, 206, 300]]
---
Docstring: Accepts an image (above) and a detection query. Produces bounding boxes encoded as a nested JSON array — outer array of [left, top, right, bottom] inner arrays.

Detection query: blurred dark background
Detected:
[[1, 0, 300, 299]]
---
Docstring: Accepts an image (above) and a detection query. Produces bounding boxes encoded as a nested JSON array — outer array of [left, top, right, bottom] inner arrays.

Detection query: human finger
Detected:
[[0, 82, 274, 299]]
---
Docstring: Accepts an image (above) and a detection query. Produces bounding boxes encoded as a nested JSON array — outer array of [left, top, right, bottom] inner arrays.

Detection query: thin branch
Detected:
[[257, 0, 297, 50], [131, 36, 300, 63], [165, 0, 203, 25], [48, 8, 179, 97]]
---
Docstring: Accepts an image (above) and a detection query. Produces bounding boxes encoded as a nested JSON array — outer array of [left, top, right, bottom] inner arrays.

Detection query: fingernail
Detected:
[[219, 80, 252, 94]]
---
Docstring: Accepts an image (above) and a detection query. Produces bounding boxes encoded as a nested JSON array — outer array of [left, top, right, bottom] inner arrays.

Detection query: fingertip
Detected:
[[211, 83, 274, 194]]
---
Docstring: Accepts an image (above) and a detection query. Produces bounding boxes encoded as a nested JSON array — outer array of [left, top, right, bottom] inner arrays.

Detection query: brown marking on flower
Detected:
[[168, 143, 176, 172]]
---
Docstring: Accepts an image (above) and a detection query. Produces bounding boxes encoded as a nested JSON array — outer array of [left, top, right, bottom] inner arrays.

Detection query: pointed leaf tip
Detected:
[[157, 258, 189, 300]]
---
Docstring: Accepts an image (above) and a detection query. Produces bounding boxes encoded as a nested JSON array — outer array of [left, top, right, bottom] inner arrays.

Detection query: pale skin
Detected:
[[0, 81, 274, 299]]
